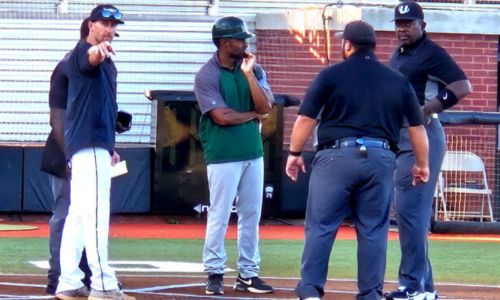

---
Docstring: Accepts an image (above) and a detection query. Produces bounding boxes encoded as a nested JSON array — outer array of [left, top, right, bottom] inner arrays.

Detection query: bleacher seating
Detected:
[[0, 16, 252, 144], [0, 0, 59, 13], [65, 0, 212, 16]]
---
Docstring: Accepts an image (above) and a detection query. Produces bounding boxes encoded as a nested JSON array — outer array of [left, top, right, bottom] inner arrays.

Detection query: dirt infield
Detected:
[[1, 274, 500, 300], [2, 218, 500, 242]]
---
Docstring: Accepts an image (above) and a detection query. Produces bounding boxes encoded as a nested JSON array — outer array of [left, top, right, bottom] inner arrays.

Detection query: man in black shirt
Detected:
[[385, 2, 472, 300], [285, 20, 429, 300]]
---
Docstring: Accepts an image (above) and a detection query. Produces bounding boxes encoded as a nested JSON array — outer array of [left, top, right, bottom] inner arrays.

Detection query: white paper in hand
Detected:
[[111, 160, 128, 178]]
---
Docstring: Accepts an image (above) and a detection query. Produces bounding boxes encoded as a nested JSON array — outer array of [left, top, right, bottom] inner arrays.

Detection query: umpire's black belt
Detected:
[[318, 137, 390, 151]]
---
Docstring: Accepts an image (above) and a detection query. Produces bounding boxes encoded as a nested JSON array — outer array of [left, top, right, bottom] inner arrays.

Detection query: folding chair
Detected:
[[436, 150, 495, 222]]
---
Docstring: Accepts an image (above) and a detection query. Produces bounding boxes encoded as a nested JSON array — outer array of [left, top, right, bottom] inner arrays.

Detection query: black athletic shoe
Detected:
[[233, 274, 273, 294], [46, 284, 56, 295], [384, 286, 425, 300], [205, 273, 224, 295]]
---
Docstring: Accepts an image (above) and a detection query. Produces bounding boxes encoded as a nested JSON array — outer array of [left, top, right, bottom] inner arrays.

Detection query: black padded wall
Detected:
[[0, 147, 23, 211]]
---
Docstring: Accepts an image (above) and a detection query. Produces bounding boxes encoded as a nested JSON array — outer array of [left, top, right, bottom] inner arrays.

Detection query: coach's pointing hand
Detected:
[[88, 41, 115, 66]]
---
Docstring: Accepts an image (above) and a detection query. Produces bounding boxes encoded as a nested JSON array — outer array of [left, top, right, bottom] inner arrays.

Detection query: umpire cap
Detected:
[[335, 20, 376, 45], [393, 1, 424, 21], [212, 16, 254, 40]]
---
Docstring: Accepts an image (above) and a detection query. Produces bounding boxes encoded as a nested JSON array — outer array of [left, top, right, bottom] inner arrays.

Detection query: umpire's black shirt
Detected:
[[389, 32, 467, 105], [299, 50, 422, 149], [41, 51, 72, 178]]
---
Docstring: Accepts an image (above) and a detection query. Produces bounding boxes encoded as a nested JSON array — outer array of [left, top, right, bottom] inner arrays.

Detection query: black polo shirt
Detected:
[[299, 50, 422, 148], [41, 51, 72, 178], [64, 40, 118, 158], [49, 53, 71, 110], [389, 32, 467, 106]]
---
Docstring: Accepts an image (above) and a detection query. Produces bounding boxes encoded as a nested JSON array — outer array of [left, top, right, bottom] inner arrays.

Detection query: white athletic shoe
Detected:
[[55, 286, 90, 300], [88, 288, 135, 300], [425, 291, 438, 300]]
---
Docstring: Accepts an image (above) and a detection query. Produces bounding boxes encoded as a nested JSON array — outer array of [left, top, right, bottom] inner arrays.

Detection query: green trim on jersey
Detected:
[[199, 67, 263, 164]]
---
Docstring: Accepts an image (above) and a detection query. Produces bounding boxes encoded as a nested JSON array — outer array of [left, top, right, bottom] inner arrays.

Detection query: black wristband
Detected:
[[436, 88, 458, 110], [289, 150, 302, 157]]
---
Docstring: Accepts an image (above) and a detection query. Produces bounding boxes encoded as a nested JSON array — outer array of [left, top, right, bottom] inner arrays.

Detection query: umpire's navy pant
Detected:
[[296, 146, 395, 300], [393, 118, 445, 293]]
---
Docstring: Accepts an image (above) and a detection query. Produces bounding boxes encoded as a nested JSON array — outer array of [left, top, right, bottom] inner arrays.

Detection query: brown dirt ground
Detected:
[[1, 274, 500, 299]]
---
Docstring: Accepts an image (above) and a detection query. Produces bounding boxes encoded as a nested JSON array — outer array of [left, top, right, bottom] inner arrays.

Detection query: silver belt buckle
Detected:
[[356, 138, 368, 157]]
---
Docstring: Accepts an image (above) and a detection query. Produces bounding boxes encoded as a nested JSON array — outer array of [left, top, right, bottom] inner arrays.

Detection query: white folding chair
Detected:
[[436, 150, 495, 222]]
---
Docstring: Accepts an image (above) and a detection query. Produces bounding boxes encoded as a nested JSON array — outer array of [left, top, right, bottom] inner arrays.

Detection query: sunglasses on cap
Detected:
[[100, 7, 122, 20]]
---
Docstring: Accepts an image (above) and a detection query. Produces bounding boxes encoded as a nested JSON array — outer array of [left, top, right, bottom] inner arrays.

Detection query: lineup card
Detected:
[[111, 160, 128, 178]]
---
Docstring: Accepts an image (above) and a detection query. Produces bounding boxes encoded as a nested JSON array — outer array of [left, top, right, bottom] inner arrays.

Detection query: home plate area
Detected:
[[1, 260, 499, 299], [0, 273, 357, 300]]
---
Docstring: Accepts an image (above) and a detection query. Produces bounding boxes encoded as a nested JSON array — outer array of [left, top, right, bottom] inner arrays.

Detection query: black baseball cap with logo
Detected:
[[89, 4, 124, 24], [393, 1, 424, 21], [334, 20, 376, 45]]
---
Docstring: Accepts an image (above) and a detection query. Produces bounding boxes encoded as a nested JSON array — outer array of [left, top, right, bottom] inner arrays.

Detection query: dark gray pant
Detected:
[[47, 175, 91, 292], [393, 118, 445, 293], [296, 147, 396, 300]]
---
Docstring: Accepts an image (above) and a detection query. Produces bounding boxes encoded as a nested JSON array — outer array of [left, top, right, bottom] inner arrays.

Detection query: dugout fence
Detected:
[[432, 111, 500, 233]]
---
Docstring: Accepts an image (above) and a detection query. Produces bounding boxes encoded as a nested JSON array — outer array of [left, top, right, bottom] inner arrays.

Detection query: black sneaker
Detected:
[[46, 283, 56, 295], [384, 286, 425, 300], [206, 273, 224, 295], [233, 274, 273, 294]]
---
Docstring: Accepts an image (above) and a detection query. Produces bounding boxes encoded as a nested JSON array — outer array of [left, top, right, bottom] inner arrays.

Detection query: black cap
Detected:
[[334, 20, 376, 45], [89, 4, 124, 24], [393, 1, 424, 21]]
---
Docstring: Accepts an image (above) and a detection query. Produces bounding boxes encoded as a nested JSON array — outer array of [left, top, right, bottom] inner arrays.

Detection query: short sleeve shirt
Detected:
[[41, 51, 73, 178], [49, 52, 71, 109], [299, 50, 422, 148], [194, 52, 273, 164], [389, 32, 468, 106]]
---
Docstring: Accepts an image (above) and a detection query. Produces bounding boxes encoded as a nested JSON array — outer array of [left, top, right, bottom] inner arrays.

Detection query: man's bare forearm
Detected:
[[244, 72, 272, 114], [50, 107, 65, 153], [209, 107, 265, 126]]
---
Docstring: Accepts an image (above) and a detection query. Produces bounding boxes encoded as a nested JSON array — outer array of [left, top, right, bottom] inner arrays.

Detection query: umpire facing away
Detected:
[[285, 20, 429, 300]]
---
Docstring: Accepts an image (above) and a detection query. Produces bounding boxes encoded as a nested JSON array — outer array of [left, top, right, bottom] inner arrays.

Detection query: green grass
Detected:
[[1, 238, 499, 285]]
